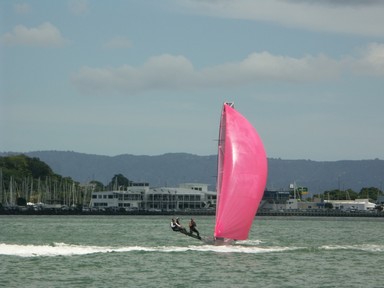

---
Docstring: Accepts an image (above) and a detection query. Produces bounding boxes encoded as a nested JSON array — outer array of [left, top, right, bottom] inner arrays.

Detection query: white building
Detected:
[[324, 199, 376, 211], [90, 183, 216, 211], [91, 182, 149, 211]]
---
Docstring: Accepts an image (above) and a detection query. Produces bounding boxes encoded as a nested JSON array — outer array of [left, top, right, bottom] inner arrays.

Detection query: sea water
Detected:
[[1, 215, 383, 288]]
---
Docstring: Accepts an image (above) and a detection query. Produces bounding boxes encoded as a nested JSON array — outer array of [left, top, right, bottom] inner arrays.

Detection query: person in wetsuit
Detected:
[[170, 218, 187, 233], [189, 218, 200, 239], [170, 218, 180, 231]]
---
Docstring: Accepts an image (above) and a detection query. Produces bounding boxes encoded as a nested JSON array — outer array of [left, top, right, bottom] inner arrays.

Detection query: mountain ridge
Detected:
[[1, 151, 383, 195]]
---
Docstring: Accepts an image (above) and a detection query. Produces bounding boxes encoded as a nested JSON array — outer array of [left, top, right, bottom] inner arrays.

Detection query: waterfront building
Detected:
[[259, 189, 292, 211], [90, 182, 377, 213], [90, 182, 216, 211], [324, 199, 376, 211], [260, 193, 324, 211], [91, 182, 149, 211]]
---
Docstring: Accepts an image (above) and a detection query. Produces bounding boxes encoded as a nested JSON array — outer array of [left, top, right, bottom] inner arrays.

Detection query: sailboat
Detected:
[[212, 102, 268, 244], [171, 102, 267, 244]]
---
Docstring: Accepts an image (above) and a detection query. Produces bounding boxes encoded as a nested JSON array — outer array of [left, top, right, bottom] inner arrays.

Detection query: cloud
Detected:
[[72, 54, 195, 94], [348, 43, 384, 76], [176, 0, 384, 37], [14, 3, 31, 14], [71, 51, 341, 94], [200, 52, 339, 85], [284, 0, 384, 7], [0, 22, 67, 47], [68, 0, 89, 15], [103, 36, 132, 49], [72, 43, 384, 95]]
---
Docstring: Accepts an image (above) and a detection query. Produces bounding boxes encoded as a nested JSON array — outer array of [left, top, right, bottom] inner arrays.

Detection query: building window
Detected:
[[94, 202, 107, 207]]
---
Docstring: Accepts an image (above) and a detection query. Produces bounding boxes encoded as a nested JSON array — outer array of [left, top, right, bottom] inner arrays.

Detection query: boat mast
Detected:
[[0, 169, 2, 205], [224, 102, 235, 108]]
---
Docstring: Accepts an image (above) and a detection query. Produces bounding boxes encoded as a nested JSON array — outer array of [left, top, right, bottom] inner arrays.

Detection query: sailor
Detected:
[[170, 218, 187, 233], [175, 217, 188, 233], [189, 218, 200, 239], [170, 218, 180, 231]]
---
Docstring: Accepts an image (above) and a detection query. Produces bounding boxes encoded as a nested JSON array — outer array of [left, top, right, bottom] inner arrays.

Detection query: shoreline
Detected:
[[1, 209, 383, 217]]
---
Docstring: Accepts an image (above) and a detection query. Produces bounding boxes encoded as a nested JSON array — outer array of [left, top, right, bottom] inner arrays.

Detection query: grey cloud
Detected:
[[283, 0, 384, 6]]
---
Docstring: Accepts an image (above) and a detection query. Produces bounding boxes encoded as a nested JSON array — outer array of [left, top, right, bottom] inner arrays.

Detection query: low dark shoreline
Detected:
[[257, 210, 384, 217], [1, 208, 383, 217]]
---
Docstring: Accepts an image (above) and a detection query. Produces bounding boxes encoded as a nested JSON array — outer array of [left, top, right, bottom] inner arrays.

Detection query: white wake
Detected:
[[0, 242, 299, 257], [6, 241, 381, 258]]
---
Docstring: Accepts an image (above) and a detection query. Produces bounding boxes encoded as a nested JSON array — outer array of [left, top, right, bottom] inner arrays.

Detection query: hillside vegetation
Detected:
[[0, 154, 137, 207]]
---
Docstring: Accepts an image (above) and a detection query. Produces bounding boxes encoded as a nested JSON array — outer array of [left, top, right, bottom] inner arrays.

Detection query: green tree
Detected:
[[0, 154, 56, 184], [107, 174, 132, 190], [359, 187, 383, 202], [89, 180, 105, 192], [0, 154, 88, 207], [27, 157, 53, 178], [322, 189, 358, 200]]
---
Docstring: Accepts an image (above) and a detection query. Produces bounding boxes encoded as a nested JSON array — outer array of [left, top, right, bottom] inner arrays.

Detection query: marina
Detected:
[[2, 182, 383, 217]]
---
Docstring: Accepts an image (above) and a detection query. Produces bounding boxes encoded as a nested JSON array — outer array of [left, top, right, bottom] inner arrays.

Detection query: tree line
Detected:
[[0, 154, 132, 207], [313, 187, 383, 202]]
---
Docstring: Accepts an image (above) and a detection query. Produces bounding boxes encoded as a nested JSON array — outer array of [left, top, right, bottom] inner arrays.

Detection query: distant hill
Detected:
[[1, 151, 383, 195]]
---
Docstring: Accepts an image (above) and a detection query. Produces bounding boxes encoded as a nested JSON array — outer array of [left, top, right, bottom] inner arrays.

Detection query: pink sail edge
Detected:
[[214, 103, 268, 241]]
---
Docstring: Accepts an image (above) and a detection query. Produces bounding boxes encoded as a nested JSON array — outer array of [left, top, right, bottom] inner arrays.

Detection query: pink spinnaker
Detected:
[[214, 103, 268, 240]]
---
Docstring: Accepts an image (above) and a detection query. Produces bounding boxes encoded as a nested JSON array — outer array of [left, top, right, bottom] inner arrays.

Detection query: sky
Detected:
[[1, 0, 383, 161]]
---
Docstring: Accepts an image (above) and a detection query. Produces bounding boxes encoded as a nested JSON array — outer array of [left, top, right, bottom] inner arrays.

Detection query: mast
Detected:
[[0, 169, 3, 205], [10, 176, 14, 206]]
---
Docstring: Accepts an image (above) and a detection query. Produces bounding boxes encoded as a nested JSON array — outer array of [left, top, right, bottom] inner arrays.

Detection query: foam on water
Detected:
[[235, 239, 263, 245], [0, 242, 118, 257], [0, 242, 298, 257], [320, 244, 384, 253], [181, 244, 299, 254], [2, 241, 383, 258]]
